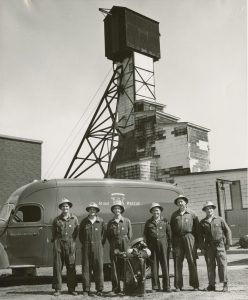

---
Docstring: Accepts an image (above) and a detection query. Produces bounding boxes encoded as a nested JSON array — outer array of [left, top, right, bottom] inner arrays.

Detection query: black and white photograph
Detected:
[[0, 0, 247, 299]]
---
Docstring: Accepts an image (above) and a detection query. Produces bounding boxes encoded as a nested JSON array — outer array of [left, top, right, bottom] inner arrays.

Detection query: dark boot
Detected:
[[222, 282, 228, 292], [68, 289, 78, 296], [96, 291, 103, 296], [204, 285, 216, 291]]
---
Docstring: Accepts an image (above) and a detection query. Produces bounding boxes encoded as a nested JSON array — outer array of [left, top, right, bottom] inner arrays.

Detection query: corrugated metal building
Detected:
[[0, 135, 42, 206]]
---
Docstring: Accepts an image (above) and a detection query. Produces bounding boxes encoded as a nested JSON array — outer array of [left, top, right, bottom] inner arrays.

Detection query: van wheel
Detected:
[[103, 263, 111, 281], [12, 267, 37, 277]]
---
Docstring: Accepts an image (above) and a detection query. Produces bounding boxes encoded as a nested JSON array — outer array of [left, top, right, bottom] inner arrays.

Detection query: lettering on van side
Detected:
[[126, 202, 140, 206]]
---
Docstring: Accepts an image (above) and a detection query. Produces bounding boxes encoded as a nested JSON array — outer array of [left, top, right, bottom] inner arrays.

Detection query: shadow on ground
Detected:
[[0, 274, 82, 287], [7, 291, 54, 296], [228, 258, 248, 266]]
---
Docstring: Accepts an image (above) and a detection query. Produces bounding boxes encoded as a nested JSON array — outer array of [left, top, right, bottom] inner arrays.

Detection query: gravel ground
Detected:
[[0, 248, 247, 300]]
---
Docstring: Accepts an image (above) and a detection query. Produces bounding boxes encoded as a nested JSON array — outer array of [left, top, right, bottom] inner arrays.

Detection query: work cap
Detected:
[[111, 193, 125, 213], [202, 201, 216, 211], [174, 194, 189, 205], [111, 200, 125, 213], [86, 202, 100, 213], [59, 198, 72, 209], [150, 202, 163, 213], [130, 237, 146, 248]]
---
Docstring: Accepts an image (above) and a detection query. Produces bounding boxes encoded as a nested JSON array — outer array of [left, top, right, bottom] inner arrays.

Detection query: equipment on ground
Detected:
[[114, 237, 151, 296]]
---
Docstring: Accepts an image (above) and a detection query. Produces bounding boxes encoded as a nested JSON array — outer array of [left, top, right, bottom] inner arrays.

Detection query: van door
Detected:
[[6, 203, 45, 266]]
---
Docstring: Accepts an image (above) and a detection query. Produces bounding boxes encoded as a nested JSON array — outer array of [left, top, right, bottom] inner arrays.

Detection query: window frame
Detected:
[[231, 180, 247, 210], [11, 203, 44, 224], [224, 183, 233, 211]]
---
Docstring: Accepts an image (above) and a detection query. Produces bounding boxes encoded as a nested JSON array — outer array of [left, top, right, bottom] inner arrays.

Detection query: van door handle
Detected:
[[33, 227, 43, 236]]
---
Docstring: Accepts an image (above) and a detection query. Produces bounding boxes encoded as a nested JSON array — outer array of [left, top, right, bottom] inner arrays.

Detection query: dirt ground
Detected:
[[0, 248, 247, 300]]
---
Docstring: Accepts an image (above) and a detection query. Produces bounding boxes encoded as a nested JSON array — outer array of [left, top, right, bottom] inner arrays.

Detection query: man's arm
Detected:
[[193, 214, 200, 248], [222, 218, 232, 250], [127, 218, 133, 241], [78, 219, 84, 244], [73, 216, 79, 240], [51, 218, 57, 242], [106, 220, 111, 243], [165, 220, 172, 249], [198, 221, 205, 254], [101, 220, 107, 245]]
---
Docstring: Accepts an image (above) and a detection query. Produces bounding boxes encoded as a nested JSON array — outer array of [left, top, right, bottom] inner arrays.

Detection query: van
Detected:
[[0, 178, 182, 276]]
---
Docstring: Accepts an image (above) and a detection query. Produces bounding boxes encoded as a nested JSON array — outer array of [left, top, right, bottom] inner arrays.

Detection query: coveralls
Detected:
[[143, 217, 172, 291], [107, 216, 132, 293], [52, 213, 78, 291], [199, 216, 232, 286], [170, 209, 199, 289], [79, 216, 106, 292]]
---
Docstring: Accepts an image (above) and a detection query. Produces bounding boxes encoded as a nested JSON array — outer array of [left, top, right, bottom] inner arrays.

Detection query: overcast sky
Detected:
[[0, 0, 247, 179]]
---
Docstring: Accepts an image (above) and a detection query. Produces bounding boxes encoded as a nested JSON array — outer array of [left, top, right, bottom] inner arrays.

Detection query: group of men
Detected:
[[51, 194, 232, 296]]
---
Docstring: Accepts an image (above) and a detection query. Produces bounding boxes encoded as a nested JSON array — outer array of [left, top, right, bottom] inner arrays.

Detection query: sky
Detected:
[[0, 0, 247, 179]]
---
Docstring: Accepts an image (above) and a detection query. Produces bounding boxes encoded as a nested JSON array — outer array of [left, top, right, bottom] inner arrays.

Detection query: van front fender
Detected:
[[0, 242, 9, 269]]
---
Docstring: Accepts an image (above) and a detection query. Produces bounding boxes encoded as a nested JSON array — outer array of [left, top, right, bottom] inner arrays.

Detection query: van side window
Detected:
[[14, 205, 41, 223]]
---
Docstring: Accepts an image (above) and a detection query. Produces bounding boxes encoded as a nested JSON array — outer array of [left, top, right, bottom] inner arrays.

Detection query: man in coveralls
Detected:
[[170, 195, 199, 292], [107, 193, 132, 295], [79, 202, 106, 296], [143, 202, 172, 293], [51, 198, 78, 296], [199, 201, 232, 292]]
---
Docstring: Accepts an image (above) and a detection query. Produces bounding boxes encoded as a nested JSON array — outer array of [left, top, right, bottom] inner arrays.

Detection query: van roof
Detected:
[[6, 178, 182, 204], [55, 178, 180, 190], [55, 178, 182, 195]]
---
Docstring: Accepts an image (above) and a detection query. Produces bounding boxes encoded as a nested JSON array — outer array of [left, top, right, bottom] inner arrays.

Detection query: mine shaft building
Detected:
[[104, 6, 210, 182], [65, 6, 211, 181]]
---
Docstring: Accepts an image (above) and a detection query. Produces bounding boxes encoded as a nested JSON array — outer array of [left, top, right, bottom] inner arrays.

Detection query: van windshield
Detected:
[[0, 203, 14, 222]]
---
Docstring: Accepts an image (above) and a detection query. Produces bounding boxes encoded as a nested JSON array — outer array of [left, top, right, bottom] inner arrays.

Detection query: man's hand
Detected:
[[201, 249, 206, 255]]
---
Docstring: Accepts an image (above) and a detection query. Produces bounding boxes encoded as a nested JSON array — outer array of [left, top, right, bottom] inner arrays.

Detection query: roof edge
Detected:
[[0, 134, 43, 144], [174, 168, 248, 177]]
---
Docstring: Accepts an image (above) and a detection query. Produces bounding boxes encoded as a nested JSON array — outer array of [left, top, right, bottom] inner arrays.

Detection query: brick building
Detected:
[[0, 135, 42, 206]]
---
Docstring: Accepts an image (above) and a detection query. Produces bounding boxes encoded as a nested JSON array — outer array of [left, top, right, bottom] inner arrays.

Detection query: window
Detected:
[[230, 180, 246, 209], [13, 205, 41, 223], [224, 184, 232, 210], [172, 126, 187, 137], [134, 103, 144, 112], [219, 180, 244, 210], [156, 130, 166, 140]]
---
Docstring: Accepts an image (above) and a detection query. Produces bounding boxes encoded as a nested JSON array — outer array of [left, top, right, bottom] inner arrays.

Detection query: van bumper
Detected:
[[0, 243, 9, 269]]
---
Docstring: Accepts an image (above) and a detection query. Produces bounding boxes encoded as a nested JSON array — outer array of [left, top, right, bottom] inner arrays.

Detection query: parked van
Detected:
[[0, 178, 182, 276]]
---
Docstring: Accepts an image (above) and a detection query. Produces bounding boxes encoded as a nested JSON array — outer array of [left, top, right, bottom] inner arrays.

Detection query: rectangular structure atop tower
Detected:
[[104, 6, 161, 62]]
